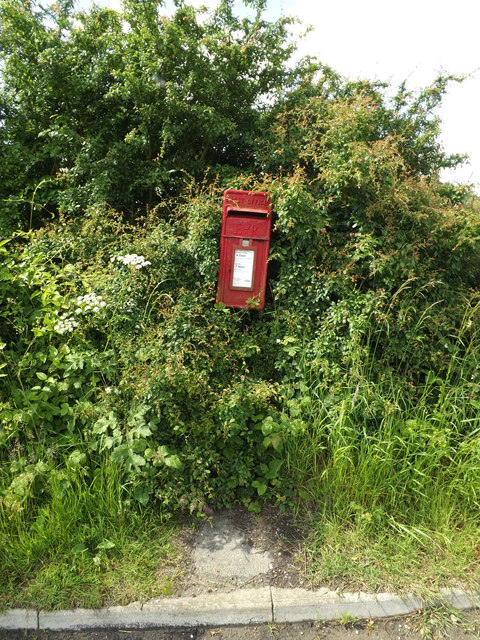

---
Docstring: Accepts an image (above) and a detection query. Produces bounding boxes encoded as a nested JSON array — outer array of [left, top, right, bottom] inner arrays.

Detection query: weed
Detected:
[[267, 622, 279, 635], [410, 604, 473, 640], [336, 612, 359, 627]]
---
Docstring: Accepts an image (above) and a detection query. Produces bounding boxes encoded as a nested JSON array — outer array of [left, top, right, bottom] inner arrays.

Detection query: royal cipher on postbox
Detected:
[[217, 189, 273, 309]]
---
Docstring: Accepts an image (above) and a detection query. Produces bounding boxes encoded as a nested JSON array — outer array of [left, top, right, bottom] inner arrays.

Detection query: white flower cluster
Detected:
[[54, 315, 78, 334], [111, 254, 151, 270], [75, 293, 106, 315]]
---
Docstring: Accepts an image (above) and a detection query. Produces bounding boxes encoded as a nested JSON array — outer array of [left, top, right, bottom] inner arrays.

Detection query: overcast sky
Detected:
[[86, 0, 480, 191]]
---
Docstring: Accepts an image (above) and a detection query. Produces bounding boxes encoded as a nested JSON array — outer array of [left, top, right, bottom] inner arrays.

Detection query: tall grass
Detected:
[[0, 456, 179, 610], [285, 300, 480, 549]]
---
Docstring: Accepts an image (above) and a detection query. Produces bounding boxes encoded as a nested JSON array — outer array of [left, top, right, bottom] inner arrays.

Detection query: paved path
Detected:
[[193, 513, 272, 589]]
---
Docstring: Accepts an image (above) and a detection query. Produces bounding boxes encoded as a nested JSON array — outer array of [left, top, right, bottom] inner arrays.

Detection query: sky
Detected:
[[86, 0, 480, 191], [285, 0, 480, 191]]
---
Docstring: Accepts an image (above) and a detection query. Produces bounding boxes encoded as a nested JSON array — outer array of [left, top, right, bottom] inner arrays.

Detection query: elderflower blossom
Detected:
[[75, 293, 106, 315], [110, 254, 151, 270], [54, 315, 78, 334]]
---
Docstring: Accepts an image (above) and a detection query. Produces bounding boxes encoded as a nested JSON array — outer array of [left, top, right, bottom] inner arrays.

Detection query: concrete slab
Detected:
[[193, 512, 272, 590], [373, 592, 423, 617], [37, 589, 273, 630], [272, 588, 377, 623], [0, 609, 37, 630], [39, 602, 142, 631], [142, 587, 273, 626], [271, 588, 425, 623], [438, 588, 480, 610]]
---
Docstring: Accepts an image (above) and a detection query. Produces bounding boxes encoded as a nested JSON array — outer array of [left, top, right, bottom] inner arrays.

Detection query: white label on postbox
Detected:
[[232, 249, 254, 288]]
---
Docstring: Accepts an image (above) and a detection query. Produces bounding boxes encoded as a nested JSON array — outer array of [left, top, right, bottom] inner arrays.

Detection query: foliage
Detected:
[[1, 0, 480, 608], [0, 0, 303, 230], [0, 204, 287, 516]]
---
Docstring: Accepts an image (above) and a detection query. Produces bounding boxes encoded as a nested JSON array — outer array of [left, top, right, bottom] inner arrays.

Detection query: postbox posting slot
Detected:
[[226, 209, 269, 218], [223, 211, 270, 241]]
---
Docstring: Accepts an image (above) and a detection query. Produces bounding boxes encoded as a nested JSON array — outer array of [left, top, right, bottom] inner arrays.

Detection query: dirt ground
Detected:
[[1, 609, 480, 640]]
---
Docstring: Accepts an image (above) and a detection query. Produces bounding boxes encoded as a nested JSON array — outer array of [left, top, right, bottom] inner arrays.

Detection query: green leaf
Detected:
[[261, 416, 278, 436], [253, 480, 268, 496], [268, 458, 283, 476], [130, 424, 152, 438], [134, 484, 152, 506], [131, 453, 146, 467], [263, 434, 283, 451], [111, 445, 130, 464], [93, 412, 117, 434], [164, 454, 183, 470], [96, 539, 116, 551], [60, 402, 70, 416], [257, 482, 267, 496], [72, 543, 88, 554]]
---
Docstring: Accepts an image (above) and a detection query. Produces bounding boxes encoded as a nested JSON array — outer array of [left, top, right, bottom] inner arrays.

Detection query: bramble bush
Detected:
[[0, 203, 289, 515], [2, 161, 480, 523]]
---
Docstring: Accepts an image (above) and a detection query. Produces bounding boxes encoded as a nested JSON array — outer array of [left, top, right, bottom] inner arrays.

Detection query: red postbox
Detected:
[[217, 189, 273, 309]]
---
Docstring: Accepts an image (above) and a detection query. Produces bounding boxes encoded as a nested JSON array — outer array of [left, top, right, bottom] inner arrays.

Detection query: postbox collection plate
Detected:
[[217, 189, 272, 309], [231, 247, 256, 290]]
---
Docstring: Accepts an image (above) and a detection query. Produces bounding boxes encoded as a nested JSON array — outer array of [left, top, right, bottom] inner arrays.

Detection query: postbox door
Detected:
[[218, 237, 270, 308]]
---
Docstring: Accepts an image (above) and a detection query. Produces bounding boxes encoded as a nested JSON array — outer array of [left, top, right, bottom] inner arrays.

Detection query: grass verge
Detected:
[[300, 517, 479, 594], [0, 459, 184, 611]]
